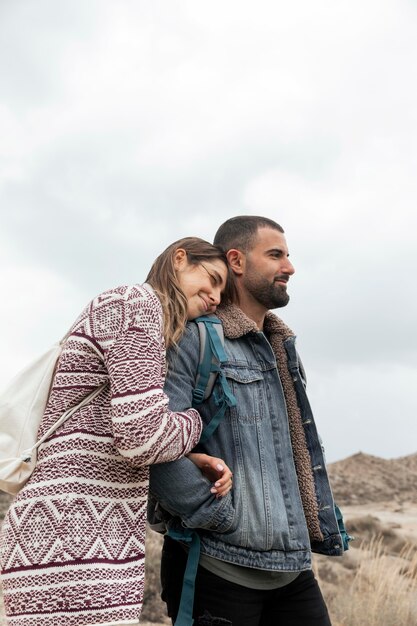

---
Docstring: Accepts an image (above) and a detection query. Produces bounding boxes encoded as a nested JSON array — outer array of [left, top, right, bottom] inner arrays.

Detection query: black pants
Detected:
[[161, 536, 332, 626]]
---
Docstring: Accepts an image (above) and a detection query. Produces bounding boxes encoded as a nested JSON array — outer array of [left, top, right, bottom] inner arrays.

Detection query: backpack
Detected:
[[0, 337, 107, 495]]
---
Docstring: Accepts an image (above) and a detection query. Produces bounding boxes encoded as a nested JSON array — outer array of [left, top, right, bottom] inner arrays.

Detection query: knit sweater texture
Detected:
[[0, 283, 202, 626]]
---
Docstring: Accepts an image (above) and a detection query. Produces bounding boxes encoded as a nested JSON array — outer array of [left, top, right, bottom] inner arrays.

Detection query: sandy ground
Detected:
[[343, 501, 417, 538]]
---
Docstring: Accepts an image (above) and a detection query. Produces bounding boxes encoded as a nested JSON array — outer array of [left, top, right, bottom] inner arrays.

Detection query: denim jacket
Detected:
[[149, 305, 343, 572]]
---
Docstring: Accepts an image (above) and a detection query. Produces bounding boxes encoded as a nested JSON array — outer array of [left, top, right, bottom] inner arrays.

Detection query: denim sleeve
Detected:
[[149, 324, 235, 532]]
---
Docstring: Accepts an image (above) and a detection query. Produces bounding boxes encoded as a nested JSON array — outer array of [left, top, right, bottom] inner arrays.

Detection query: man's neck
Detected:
[[234, 293, 267, 331]]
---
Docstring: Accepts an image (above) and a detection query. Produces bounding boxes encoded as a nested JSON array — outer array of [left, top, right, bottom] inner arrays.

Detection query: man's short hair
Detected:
[[214, 215, 284, 253]]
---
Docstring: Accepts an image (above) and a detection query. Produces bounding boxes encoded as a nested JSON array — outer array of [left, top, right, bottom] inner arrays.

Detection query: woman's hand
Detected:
[[187, 453, 233, 498]]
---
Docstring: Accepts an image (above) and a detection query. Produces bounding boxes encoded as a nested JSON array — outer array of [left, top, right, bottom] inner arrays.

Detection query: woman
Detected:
[[0, 237, 232, 626]]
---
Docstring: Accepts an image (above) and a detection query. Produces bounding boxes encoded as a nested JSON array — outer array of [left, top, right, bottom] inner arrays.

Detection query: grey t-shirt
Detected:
[[198, 552, 301, 590]]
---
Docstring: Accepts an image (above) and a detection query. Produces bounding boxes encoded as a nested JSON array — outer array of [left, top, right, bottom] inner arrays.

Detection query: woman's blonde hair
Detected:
[[146, 237, 227, 349]]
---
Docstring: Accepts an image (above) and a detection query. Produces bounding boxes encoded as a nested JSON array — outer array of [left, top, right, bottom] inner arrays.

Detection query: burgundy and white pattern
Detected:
[[0, 283, 202, 625]]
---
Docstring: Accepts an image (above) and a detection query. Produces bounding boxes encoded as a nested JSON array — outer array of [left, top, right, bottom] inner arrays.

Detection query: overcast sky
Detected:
[[1, 0, 416, 463]]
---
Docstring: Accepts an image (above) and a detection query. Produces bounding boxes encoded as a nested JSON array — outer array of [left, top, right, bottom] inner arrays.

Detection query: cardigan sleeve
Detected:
[[98, 286, 203, 466]]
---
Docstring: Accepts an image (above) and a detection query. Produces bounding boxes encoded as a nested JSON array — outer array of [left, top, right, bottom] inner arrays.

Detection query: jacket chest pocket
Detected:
[[223, 366, 265, 423]]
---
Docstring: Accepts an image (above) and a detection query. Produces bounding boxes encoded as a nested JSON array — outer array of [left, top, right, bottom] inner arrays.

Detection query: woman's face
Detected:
[[174, 251, 228, 319]]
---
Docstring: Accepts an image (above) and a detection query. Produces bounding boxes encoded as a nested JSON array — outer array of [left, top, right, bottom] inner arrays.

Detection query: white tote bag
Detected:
[[0, 341, 106, 495]]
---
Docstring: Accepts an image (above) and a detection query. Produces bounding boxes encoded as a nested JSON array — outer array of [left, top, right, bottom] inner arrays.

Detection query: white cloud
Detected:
[[0, 262, 85, 387], [305, 362, 417, 462]]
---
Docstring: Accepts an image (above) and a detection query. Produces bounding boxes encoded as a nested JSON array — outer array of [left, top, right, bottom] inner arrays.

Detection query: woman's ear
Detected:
[[226, 249, 245, 276], [173, 248, 187, 271]]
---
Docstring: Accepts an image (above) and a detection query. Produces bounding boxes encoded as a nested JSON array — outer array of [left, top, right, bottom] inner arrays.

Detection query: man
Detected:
[[149, 216, 345, 626]]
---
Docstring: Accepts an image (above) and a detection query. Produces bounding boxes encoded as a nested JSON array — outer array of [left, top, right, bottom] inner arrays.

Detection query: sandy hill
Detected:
[[327, 451, 417, 505]]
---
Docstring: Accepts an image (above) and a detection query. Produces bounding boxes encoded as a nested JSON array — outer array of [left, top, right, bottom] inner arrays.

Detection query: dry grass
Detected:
[[318, 538, 417, 626]]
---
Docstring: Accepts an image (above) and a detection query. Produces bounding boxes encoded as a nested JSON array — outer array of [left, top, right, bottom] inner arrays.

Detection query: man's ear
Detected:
[[226, 249, 245, 276], [173, 248, 187, 271]]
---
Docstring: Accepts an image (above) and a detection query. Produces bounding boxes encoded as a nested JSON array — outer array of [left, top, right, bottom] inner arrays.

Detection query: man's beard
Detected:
[[243, 272, 290, 309]]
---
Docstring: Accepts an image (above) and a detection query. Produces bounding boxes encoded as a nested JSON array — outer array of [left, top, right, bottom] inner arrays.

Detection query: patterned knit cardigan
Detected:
[[0, 283, 202, 626]]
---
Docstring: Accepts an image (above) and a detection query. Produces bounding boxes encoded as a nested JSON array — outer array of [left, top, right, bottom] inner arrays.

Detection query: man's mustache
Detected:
[[274, 275, 290, 283]]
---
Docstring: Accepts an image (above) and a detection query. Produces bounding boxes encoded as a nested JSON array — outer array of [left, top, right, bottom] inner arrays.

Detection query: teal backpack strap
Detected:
[[167, 527, 201, 626], [193, 316, 227, 402], [167, 316, 236, 626], [192, 316, 236, 443], [199, 372, 236, 443], [334, 504, 353, 551]]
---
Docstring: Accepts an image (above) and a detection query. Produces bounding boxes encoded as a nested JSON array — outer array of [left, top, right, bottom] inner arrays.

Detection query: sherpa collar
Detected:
[[216, 304, 294, 340]]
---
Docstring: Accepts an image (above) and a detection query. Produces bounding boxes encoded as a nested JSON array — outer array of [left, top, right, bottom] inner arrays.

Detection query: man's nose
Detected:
[[284, 259, 295, 275]]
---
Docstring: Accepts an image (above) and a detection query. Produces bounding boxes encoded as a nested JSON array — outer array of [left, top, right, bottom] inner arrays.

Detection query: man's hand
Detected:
[[187, 453, 233, 498]]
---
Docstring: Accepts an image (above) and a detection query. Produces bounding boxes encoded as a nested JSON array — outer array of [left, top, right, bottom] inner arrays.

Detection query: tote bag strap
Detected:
[[22, 381, 108, 461]]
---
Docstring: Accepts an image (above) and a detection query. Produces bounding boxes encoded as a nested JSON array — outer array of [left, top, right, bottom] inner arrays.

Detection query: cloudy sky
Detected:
[[1, 0, 416, 462]]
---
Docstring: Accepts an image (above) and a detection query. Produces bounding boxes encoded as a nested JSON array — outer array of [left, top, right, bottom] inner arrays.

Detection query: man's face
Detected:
[[242, 227, 295, 310]]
